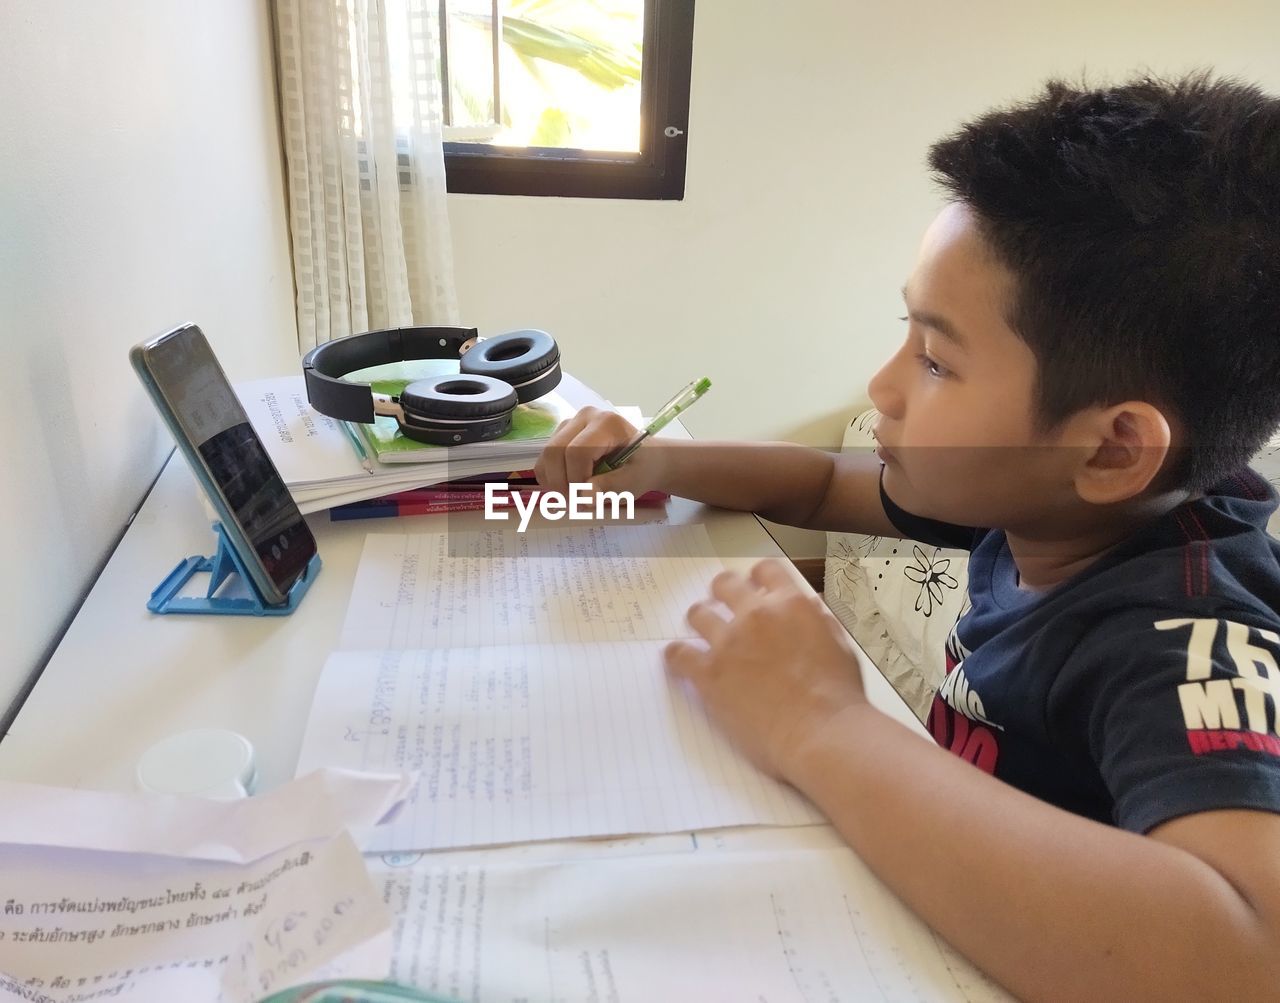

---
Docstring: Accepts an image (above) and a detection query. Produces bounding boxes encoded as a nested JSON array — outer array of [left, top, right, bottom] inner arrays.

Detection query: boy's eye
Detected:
[[915, 353, 950, 379]]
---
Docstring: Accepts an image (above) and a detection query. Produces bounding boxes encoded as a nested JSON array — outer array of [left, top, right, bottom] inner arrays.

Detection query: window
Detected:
[[433, 0, 694, 199]]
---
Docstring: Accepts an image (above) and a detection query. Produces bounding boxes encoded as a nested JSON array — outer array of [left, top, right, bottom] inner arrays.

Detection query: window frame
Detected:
[[443, 0, 694, 200]]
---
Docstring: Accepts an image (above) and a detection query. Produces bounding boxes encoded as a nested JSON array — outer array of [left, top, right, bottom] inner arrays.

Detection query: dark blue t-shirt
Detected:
[[880, 467, 1280, 833]]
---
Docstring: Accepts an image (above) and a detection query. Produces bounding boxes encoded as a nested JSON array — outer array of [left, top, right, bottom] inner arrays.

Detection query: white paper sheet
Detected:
[[295, 642, 821, 851], [338, 524, 722, 651], [365, 845, 1014, 1003], [235, 376, 374, 488], [0, 770, 412, 1003], [0, 769, 412, 863]]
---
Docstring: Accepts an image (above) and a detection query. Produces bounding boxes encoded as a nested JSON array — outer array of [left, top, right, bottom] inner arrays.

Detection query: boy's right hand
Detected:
[[534, 406, 665, 498]]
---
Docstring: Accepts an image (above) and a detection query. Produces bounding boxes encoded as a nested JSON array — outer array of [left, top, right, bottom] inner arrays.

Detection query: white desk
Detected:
[[0, 454, 921, 794]]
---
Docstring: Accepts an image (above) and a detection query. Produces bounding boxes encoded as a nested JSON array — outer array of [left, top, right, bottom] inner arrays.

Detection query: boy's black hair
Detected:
[[928, 71, 1280, 492]]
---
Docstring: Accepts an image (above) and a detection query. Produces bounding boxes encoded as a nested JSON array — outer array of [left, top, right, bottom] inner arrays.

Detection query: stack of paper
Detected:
[[295, 524, 825, 852], [0, 770, 413, 1003], [234, 372, 611, 514], [290, 524, 1015, 1001]]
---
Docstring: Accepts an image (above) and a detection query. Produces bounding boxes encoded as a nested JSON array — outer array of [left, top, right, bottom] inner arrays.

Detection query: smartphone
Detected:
[[130, 323, 318, 605]]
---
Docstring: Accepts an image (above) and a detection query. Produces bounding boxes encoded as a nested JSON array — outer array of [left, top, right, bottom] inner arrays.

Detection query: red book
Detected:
[[330, 484, 669, 521]]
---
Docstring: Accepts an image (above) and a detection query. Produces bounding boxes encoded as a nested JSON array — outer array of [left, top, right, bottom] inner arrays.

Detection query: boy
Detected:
[[536, 73, 1280, 999]]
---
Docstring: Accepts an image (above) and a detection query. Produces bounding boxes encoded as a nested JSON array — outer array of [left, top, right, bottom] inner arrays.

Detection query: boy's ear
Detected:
[[1073, 402, 1173, 504]]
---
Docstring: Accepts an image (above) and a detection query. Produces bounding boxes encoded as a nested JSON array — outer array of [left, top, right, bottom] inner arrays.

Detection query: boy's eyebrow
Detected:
[[901, 285, 968, 351]]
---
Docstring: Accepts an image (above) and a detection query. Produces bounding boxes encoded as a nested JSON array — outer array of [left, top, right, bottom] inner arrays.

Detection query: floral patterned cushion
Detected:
[[825, 413, 1280, 723]]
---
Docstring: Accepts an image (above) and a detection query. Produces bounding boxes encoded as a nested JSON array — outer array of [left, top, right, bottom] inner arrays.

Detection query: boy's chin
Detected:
[[881, 464, 968, 525], [879, 463, 923, 512]]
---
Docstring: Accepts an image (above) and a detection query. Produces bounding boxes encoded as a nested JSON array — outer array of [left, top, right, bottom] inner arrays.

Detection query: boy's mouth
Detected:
[[871, 424, 896, 463]]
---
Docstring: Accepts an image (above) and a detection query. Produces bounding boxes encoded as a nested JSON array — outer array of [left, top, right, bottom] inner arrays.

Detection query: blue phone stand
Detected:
[[148, 522, 321, 616]]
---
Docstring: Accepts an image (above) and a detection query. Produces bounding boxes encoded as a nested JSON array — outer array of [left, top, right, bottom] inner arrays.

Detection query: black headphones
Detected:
[[301, 326, 562, 446]]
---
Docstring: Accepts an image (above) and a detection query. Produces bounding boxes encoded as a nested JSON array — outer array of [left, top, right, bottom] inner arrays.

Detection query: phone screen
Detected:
[[141, 327, 316, 599]]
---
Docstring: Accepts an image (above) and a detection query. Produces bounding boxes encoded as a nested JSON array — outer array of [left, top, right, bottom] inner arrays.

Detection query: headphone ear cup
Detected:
[[461, 329, 562, 403], [397, 375, 519, 445]]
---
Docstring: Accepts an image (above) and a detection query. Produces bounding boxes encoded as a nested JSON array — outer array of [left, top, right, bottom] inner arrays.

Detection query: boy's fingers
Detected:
[[546, 411, 590, 448], [750, 558, 800, 593], [534, 443, 568, 493], [710, 570, 756, 611], [589, 466, 633, 494], [538, 409, 643, 493], [663, 639, 710, 681], [535, 414, 590, 490], [566, 414, 639, 486], [686, 599, 729, 644], [564, 430, 605, 486]]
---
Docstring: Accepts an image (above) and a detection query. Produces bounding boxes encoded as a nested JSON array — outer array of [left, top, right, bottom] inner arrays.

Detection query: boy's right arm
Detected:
[[534, 407, 902, 538]]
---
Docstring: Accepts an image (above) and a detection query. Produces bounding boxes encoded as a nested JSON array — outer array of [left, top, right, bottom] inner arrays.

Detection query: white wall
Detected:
[[447, 0, 1280, 557], [0, 1, 297, 716]]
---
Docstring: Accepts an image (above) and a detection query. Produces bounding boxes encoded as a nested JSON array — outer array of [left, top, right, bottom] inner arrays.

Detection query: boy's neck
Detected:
[[1006, 489, 1201, 593]]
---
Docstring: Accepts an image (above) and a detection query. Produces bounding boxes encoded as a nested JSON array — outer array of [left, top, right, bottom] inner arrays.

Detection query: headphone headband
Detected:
[[301, 326, 478, 423]]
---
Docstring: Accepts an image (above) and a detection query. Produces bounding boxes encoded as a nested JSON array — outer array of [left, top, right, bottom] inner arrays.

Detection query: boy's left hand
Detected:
[[664, 558, 869, 780]]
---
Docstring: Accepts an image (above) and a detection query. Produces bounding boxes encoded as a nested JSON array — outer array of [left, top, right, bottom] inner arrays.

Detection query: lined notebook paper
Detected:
[[337, 523, 721, 650], [297, 524, 823, 851], [366, 845, 1013, 1002]]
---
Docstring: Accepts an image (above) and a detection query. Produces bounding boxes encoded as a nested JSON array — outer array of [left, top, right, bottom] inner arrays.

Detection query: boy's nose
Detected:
[[867, 354, 905, 420]]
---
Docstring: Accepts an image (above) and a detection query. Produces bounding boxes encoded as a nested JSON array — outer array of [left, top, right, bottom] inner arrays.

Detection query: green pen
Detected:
[[594, 377, 711, 474]]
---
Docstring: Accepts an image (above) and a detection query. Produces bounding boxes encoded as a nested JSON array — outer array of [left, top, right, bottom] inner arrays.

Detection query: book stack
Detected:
[[328, 471, 539, 519], [233, 372, 614, 515], [327, 465, 669, 521]]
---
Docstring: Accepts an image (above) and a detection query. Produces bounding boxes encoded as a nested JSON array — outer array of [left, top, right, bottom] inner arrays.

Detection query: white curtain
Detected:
[[274, 0, 459, 352]]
